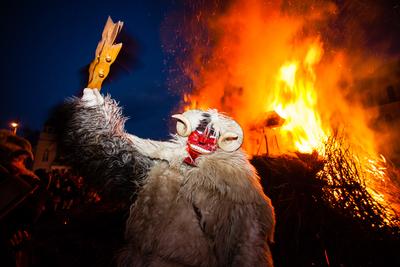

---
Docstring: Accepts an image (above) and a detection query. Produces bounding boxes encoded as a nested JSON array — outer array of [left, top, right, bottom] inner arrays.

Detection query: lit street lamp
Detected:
[[10, 122, 19, 135]]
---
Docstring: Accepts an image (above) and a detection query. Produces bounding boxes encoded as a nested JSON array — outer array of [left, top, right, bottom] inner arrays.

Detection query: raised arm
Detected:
[[62, 88, 153, 199], [60, 17, 189, 199]]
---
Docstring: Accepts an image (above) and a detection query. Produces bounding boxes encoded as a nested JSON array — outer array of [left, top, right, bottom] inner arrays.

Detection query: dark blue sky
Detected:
[[1, 0, 399, 141], [0, 0, 183, 139]]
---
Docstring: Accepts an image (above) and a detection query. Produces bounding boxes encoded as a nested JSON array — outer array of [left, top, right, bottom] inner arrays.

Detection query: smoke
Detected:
[[162, 0, 400, 162]]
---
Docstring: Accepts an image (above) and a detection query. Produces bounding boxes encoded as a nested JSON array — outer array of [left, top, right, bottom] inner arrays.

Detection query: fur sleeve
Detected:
[[61, 89, 153, 200]]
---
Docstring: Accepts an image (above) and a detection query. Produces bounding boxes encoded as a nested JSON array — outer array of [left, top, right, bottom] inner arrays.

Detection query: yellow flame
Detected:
[[279, 63, 297, 88], [180, 0, 400, 226], [267, 42, 328, 153]]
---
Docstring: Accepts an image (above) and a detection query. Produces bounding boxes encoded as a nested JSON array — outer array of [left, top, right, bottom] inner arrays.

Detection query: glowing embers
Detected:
[[317, 135, 400, 229], [178, 0, 400, 226]]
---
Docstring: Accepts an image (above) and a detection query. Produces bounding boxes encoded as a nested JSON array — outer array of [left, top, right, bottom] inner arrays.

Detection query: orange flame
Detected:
[[178, 0, 400, 225], [182, 0, 336, 155], [267, 40, 328, 154]]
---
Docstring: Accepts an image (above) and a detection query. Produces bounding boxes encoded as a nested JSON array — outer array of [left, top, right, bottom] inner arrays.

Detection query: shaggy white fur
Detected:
[[65, 88, 275, 267]]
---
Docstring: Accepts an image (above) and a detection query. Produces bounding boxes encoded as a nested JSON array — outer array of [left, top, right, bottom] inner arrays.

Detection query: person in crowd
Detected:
[[0, 130, 43, 267]]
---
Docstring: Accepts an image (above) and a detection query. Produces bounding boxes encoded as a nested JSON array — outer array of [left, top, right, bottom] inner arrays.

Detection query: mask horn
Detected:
[[218, 132, 243, 152], [172, 114, 192, 137]]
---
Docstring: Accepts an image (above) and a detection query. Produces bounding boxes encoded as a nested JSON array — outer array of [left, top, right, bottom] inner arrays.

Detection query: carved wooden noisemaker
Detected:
[[87, 17, 123, 90]]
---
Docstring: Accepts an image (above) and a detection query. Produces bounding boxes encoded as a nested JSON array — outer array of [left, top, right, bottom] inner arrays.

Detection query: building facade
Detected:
[[32, 125, 58, 171]]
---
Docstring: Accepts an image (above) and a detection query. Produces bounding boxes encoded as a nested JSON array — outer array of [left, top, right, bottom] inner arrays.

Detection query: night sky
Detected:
[[0, 0, 183, 140], [1, 0, 399, 141]]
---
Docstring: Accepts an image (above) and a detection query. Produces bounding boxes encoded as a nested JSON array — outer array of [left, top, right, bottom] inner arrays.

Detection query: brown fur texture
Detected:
[[63, 89, 275, 266]]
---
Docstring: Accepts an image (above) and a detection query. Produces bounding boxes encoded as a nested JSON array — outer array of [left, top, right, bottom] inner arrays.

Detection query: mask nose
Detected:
[[198, 132, 207, 144]]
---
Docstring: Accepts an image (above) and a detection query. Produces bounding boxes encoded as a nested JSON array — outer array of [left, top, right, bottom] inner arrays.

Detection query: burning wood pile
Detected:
[[318, 134, 400, 232], [256, 139, 399, 234], [251, 132, 400, 266], [252, 152, 400, 266]]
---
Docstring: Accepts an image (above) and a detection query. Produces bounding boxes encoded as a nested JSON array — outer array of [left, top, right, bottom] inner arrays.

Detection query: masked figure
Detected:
[[63, 88, 275, 267]]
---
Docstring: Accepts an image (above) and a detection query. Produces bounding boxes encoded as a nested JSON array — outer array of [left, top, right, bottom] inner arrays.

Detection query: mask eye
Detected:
[[209, 129, 217, 138], [204, 123, 217, 138]]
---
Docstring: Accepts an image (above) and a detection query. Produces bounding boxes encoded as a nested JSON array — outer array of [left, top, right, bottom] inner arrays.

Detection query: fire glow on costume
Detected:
[[64, 88, 275, 266], [62, 17, 275, 267]]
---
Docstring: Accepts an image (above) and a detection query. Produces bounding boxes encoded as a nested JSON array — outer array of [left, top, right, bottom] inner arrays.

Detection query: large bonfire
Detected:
[[170, 0, 400, 230]]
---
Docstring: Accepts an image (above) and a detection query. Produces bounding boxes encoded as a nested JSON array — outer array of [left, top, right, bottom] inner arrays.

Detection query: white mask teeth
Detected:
[[189, 144, 213, 154]]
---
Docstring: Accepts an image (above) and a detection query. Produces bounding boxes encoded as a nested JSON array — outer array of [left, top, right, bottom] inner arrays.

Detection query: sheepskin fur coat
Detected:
[[63, 88, 275, 267]]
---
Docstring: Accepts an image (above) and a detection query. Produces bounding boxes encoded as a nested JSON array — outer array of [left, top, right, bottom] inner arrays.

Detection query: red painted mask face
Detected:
[[184, 128, 218, 166]]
